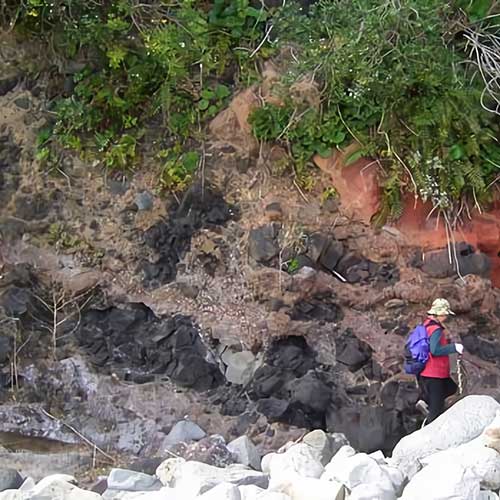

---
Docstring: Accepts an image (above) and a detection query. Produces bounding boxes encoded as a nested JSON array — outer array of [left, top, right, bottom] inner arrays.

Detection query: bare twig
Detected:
[[41, 409, 115, 464], [443, 210, 465, 282], [293, 179, 309, 203], [250, 23, 273, 58]]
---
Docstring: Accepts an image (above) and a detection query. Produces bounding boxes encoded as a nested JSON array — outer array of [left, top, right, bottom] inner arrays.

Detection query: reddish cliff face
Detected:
[[315, 150, 500, 286]]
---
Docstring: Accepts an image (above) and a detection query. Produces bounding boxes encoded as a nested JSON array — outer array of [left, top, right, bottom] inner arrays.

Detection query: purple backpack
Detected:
[[403, 323, 432, 375]]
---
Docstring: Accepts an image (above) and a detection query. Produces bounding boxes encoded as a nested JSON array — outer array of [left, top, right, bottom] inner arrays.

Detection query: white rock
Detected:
[[36, 473, 77, 486], [479, 492, 499, 500], [197, 482, 241, 500], [368, 450, 386, 464], [421, 430, 500, 490], [322, 445, 357, 482], [274, 476, 345, 500], [0, 492, 22, 500], [380, 464, 405, 496], [267, 444, 324, 485], [390, 395, 500, 478], [323, 452, 395, 495], [239, 485, 265, 500], [349, 483, 396, 500], [238, 485, 292, 500], [65, 488, 103, 500], [19, 478, 36, 491], [103, 487, 185, 500], [156, 458, 266, 497], [261, 453, 275, 474], [25, 474, 100, 500], [483, 410, 500, 453], [302, 430, 349, 466], [256, 494, 290, 500], [163, 420, 206, 446], [228, 436, 261, 470], [107, 468, 160, 491], [401, 461, 480, 500]]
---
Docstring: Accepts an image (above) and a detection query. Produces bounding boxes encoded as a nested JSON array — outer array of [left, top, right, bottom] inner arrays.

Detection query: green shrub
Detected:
[[251, 0, 500, 220], [5, 0, 272, 187]]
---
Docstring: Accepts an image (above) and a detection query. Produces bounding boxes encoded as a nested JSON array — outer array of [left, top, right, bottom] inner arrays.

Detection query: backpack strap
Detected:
[[424, 318, 443, 336]]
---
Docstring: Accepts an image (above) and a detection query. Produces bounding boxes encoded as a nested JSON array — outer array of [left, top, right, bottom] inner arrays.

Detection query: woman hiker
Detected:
[[416, 298, 464, 424]]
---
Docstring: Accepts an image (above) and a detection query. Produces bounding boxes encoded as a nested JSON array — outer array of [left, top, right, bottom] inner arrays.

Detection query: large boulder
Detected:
[[401, 462, 480, 500], [163, 420, 206, 447], [20, 474, 101, 500], [349, 483, 396, 500], [197, 482, 241, 500], [415, 243, 491, 279], [274, 476, 345, 500], [238, 485, 265, 500], [105, 468, 161, 493], [101, 487, 184, 499], [228, 436, 261, 470], [301, 430, 349, 466], [322, 452, 396, 499], [420, 411, 500, 490], [390, 395, 500, 478], [238, 485, 291, 500], [265, 444, 324, 486], [248, 225, 280, 263], [156, 458, 267, 497]]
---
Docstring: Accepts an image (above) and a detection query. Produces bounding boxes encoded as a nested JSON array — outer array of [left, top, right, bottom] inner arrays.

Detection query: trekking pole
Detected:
[[457, 355, 464, 396]]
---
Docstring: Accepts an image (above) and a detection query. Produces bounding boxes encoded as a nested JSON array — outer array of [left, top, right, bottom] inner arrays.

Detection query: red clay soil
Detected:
[[315, 151, 500, 287]]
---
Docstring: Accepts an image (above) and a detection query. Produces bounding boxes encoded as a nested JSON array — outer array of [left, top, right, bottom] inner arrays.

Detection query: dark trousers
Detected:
[[418, 376, 457, 423]]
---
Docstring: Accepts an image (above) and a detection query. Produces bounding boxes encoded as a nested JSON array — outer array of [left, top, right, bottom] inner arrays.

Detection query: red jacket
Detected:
[[420, 318, 450, 378]]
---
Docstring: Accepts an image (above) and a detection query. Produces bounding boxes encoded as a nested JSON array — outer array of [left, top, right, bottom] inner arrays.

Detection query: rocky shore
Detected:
[[1, 395, 499, 499]]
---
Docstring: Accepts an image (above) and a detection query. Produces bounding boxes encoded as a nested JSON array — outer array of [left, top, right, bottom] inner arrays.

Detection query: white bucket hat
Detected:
[[427, 298, 455, 316]]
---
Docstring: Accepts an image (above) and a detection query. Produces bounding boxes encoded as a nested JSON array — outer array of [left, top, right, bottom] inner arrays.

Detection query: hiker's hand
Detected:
[[455, 343, 464, 355]]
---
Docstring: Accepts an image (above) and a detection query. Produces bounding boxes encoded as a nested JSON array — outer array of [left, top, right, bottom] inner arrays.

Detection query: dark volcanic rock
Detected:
[[413, 242, 491, 279], [335, 329, 372, 371], [305, 233, 344, 272], [462, 332, 500, 364], [288, 371, 331, 413], [287, 293, 342, 323], [249, 337, 335, 429], [380, 379, 419, 412], [74, 304, 223, 390], [326, 402, 418, 453], [319, 241, 344, 272], [248, 224, 280, 263], [256, 398, 289, 420], [142, 184, 235, 287], [0, 74, 20, 96], [0, 336, 12, 365]]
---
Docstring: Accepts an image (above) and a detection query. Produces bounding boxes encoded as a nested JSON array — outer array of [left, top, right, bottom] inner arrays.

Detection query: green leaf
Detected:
[[316, 144, 332, 158], [201, 89, 215, 100], [449, 144, 465, 161], [464, 0, 493, 21], [183, 151, 200, 172], [245, 6, 266, 19], [215, 84, 230, 99], [330, 130, 346, 145], [344, 148, 365, 166], [198, 99, 210, 110]]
